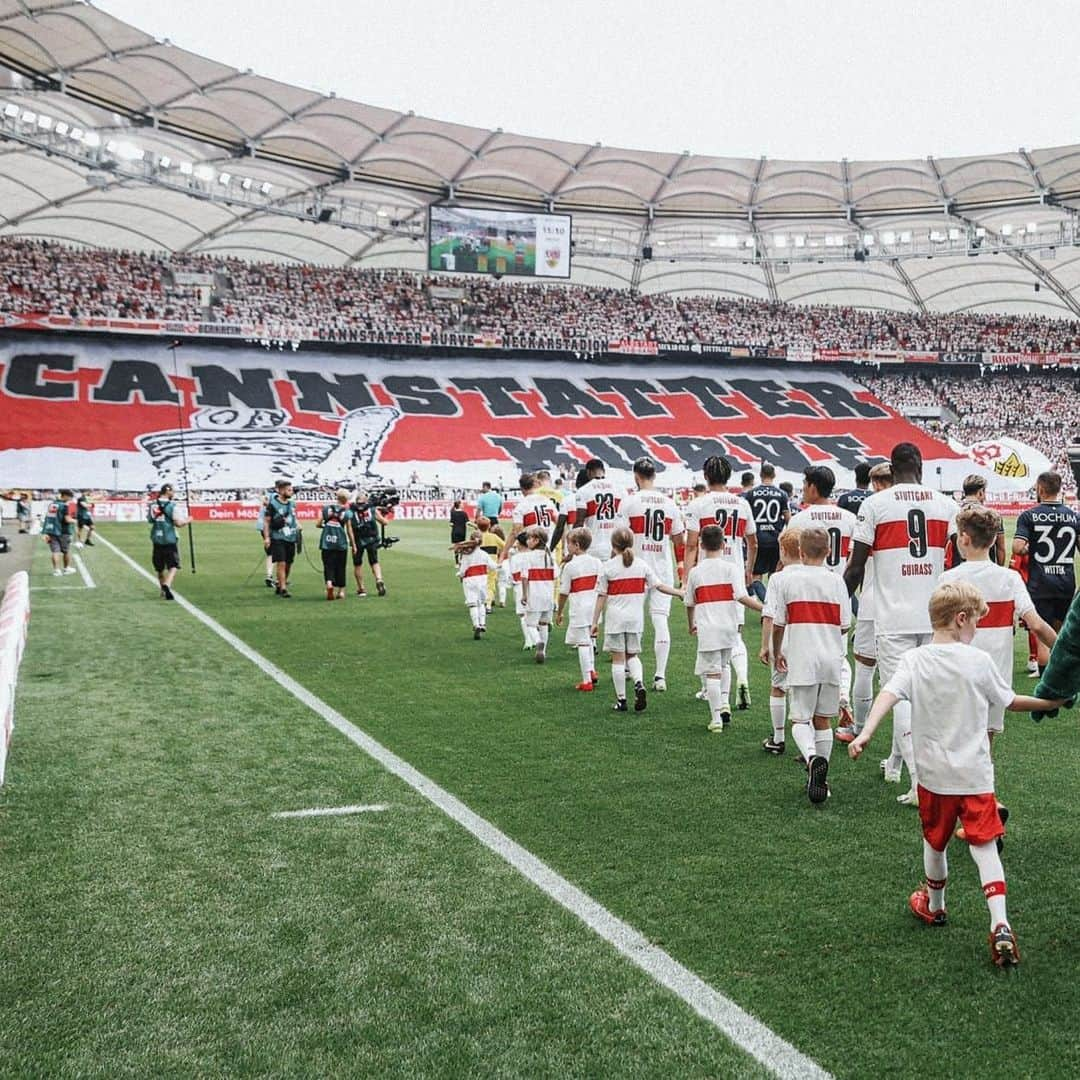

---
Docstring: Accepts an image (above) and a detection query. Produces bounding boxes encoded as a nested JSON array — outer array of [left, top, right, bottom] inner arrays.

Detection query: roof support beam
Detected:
[[891, 259, 927, 313]]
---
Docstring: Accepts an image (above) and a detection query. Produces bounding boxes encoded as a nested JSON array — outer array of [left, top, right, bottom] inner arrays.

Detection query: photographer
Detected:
[[42, 488, 76, 577], [263, 479, 299, 598], [350, 488, 389, 597], [318, 489, 355, 601], [147, 483, 184, 600]]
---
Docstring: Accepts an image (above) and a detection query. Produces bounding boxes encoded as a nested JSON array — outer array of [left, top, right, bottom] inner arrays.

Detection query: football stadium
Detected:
[[2, 3, 1080, 1077]]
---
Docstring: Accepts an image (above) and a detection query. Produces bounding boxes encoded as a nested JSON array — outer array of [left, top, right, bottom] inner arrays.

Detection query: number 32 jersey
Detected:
[[1015, 501, 1079, 598], [853, 483, 957, 635]]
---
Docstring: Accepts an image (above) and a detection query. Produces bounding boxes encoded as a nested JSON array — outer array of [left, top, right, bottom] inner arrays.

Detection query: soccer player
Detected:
[[744, 462, 790, 600], [263, 479, 299, 598], [74, 492, 95, 547], [555, 528, 602, 691], [946, 475, 1007, 567], [42, 488, 76, 577], [317, 489, 355, 601], [772, 527, 853, 803], [686, 524, 764, 732], [789, 465, 859, 727], [147, 483, 185, 599], [837, 462, 872, 516], [520, 526, 556, 662], [617, 457, 684, 691], [502, 474, 559, 562], [842, 462, 893, 744], [574, 459, 625, 561], [1013, 471, 1079, 653], [684, 455, 758, 711], [455, 535, 496, 639], [850, 581, 1063, 968], [844, 442, 958, 805], [591, 527, 682, 713], [536, 468, 575, 555], [759, 526, 804, 754]]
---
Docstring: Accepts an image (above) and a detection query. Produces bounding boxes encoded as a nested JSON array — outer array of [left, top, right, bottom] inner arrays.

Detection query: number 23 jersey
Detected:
[[853, 483, 957, 635]]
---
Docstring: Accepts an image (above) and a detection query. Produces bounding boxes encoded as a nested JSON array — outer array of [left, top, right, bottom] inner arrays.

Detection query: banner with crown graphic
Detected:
[[947, 435, 1053, 493]]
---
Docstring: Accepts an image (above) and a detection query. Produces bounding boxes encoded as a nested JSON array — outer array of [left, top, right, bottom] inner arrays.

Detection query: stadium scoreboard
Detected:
[[428, 205, 572, 279]]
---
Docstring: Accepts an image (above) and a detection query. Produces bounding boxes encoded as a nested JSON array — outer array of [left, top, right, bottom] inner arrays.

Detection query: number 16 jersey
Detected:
[[618, 490, 684, 586], [853, 483, 957, 635]]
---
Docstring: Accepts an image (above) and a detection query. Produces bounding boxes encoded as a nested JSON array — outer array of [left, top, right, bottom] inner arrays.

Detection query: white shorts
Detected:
[[695, 648, 732, 676], [462, 581, 487, 606], [514, 585, 526, 616], [788, 682, 840, 722], [564, 624, 593, 647], [853, 619, 877, 660], [647, 586, 672, 617], [770, 659, 787, 691], [525, 607, 553, 628], [876, 632, 932, 684], [603, 631, 642, 655]]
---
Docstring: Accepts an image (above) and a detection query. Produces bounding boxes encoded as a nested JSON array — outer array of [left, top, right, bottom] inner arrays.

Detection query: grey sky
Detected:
[[98, 0, 1080, 162]]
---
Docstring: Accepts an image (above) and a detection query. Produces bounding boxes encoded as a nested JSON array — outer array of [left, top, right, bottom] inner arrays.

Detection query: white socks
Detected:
[[626, 655, 644, 686], [853, 661, 875, 730], [721, 666, 732, 708], [970, 841, 1009, 927], [705, 677, 726, 722], [538, 623, 550, 649], [839, 655, 852, 708], [578, 646, 593, 682], [612, 662, 627, 700], [814, 726, 834, 762], [469, 605, 481, 629], [651, 614, 671, 680], [791, 720, 817, 762], [769, 694, 786, 744], [923, 841, 948, 911], [731, 635, 749, 686], [893, 700, 918, 787]]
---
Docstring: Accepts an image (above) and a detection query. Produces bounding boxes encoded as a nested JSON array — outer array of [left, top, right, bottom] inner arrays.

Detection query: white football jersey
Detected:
[[940, 560, 1034, 680], [457, 547, 495, 583], [559, 553, 603, 628], [858, 552, 876, 623], [521, 548, 557, 612], [683, 490, 757, 579], [684, 557, 748, 651], [770, 564, 852, 686], [853, 484, 958, 635], [618, 489, 684, 585], [512, 493, 560, 535], [575, 478, 626, 559], [597, 554, 659, 633], [788, 504, 858, 576]]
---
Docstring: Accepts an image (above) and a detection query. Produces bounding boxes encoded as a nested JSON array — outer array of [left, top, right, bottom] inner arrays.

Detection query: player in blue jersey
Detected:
[[743, 463, 790, 600], [837, 462, 872, 516], [1013, 472, 1079, 646]]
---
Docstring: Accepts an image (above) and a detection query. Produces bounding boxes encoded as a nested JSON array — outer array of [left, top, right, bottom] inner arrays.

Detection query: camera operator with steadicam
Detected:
[[350, 486, 399, 597]]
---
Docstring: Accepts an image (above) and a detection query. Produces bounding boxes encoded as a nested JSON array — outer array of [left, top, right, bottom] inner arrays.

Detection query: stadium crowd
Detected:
[[6, 237, 1080, 353]]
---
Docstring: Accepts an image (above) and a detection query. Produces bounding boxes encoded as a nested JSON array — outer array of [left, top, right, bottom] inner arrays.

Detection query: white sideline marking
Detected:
[[73, 554, 95, 589], [273, 804, 390, 819], [31, 585, 87, 591], [96, 532, 830, 1080]]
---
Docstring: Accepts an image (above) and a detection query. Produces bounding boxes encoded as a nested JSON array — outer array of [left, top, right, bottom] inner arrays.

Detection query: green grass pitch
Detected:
[[2, 520, 1079, 1077]]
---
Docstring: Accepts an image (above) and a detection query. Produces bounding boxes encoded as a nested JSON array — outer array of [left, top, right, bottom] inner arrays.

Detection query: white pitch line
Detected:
[[273, 804, 391, 819], [96, 532, 830, 1080], [73, 554, 96, 589]]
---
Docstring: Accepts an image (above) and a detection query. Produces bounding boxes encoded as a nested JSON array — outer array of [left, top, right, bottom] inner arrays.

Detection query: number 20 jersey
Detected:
[[618, 490, 684, 585], [853, 483, 957, 635]]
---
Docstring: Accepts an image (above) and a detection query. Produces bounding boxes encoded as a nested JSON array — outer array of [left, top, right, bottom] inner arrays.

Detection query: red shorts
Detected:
[[917, 786, 1003, 851]]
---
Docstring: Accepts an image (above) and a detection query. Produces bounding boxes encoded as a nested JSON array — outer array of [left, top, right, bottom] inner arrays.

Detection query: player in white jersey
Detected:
[[520, 526, 557, 663], [851, 581, 1064, 969], [454, 536, 496, 640], [844, 442, 958, 805], [839, 462, 893, 744], [772, 527, 853, 804], [591, 527, 682, 713], [508, 533, 537, 649], [789, 465, 859, 726], [759, 526, 805, 754], [575, 458, 626, 560], [503, 473, 559, 561], [686, 524, 764, 732], [617, 456, 685, 691], [555, 528, 603, 691], [683, 455, 758, 711]]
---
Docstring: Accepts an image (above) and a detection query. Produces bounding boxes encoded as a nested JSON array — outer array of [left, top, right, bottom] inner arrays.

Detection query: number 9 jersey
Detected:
[[853, 483, 958, 635]]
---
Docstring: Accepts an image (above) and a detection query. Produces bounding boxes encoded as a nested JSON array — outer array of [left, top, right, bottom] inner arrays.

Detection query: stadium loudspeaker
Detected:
[[642, 245, 653, 261], [318, 207, 334, 223], [1068, 445, 1080, 491]]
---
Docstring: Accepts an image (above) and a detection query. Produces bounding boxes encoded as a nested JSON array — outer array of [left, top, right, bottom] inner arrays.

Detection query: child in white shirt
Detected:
[[758, 526, 803, 754], [454, 536, 496, 640], [555, 528, 603, 691], [508, 533, 536, 650], [520, 526, 556, 663], [850, 580, 1062, 968]]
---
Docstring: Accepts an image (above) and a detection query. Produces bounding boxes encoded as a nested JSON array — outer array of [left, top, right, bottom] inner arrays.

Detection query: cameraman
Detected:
[[263, 478, 299, 598], [350, 488, 389, 597], [147, 483, 184, 599]]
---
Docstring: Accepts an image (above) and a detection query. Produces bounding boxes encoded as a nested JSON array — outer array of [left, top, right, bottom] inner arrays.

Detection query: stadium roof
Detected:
[[3, 0, 1080, 315]]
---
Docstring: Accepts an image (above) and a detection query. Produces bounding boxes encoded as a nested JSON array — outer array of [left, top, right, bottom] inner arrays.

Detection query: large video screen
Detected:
[[428, 205, 572, 279]]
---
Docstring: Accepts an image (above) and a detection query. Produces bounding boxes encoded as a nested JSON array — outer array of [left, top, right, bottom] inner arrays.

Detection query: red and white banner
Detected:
[[0, 335, 971, 491]]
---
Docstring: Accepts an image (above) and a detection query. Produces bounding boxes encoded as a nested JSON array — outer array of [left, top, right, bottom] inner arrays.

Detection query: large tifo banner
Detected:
[[0, 336, 972, 490]]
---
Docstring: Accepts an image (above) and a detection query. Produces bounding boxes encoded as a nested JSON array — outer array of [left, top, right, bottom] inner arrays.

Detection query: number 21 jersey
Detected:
[[853, 483, 957, 635]]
